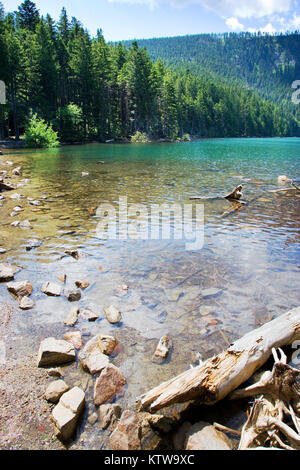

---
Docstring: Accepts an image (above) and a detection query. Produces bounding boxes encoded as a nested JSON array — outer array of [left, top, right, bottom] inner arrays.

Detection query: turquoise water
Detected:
[[1, 137, 299, 448]]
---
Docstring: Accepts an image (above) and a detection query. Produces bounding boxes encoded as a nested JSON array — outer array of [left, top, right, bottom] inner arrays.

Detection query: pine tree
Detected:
[[16, 0, 39, 31]]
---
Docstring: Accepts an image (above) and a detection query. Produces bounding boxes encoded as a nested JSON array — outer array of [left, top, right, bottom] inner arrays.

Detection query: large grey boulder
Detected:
[[37, 337, 76, 367], [52, 387, 85, 441]]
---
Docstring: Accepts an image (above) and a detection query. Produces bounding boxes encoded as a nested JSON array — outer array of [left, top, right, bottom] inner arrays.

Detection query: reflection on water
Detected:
[[0, 138, 300, 447]]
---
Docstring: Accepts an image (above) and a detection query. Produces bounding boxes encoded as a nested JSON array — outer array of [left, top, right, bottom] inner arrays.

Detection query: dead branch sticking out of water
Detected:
[[136, 307, 300, 414], [221, 196, 261, 218], [190, 185, 244, 201]]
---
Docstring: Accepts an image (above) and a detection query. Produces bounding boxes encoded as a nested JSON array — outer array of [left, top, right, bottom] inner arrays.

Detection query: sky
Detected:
[[3, 0, 300, 41]]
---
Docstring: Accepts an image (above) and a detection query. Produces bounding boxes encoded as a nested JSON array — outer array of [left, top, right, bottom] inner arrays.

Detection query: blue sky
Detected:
[[3, 0, 300, 41]]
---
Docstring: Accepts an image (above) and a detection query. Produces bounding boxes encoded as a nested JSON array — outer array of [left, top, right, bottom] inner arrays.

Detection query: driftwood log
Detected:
[[190, 185, 244, 201], [137, 307, 300, 413]]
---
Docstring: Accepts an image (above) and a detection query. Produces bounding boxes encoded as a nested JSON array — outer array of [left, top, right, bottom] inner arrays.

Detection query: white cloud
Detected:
[[226, 17, 244, 31], [109, 0, 292, 19], [260, 22, 277, 33], [289, 13, 300, 29]]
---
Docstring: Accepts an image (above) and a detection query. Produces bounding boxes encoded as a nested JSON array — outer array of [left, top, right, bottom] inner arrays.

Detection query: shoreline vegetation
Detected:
[[1, 2, 299, 148], [1, 134, 299, 151]]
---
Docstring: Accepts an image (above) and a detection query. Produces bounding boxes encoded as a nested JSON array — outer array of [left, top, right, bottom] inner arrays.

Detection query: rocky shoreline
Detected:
[[0, 155, 242, 450]]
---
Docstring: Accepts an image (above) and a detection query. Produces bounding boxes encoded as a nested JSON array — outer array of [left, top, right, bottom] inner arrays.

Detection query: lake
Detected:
[[0, 137, 300, 448]]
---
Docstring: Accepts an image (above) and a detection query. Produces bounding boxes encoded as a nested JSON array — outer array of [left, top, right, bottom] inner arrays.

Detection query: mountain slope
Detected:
[[124, 33, 300, 116]]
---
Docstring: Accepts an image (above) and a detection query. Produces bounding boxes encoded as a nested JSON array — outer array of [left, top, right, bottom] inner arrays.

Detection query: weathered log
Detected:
[[268, 188, 298, 194], [221, 195, 261, 218], [291, 181, 300, 192], [137, 307, 300, 413], [190, 185, 244, 201], [224, 184, 243, 201]]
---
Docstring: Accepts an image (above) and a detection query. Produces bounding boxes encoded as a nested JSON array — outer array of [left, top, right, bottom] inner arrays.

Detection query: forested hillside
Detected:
[[0, 1, 299, 145], [127, 33, 300, 121]]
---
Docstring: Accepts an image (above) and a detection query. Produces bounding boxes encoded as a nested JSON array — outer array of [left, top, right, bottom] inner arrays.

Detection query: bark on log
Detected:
[[137, 307, 300, 413]]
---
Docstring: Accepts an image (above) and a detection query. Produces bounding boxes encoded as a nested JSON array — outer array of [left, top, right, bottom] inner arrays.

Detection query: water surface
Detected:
[[1, 138, 299, 448]]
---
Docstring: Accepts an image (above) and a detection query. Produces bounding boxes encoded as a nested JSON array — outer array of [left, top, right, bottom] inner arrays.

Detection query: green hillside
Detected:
[[124, 33, 300, 120]]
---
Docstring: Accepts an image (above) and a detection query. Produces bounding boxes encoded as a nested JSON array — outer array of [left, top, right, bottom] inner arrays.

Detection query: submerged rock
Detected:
[[65, 249, 82, 260], [199, 305, 215, 316], [51, 387, 85, 441], [41, 282, 62, 297], [88, 412, 98, 425], [201, 288, 222, 299], [75, 280, 90, 290], [19, 220, 33, 229], [153, 335, 171, 362], [25, 239, 42, 251], [99, 404, 122, 431], [80, 308, 99, 322], [12, 166, 22, 176], [185, 422, 232, 450], [48, 368, 63, 378], [104, 305, 122, 324], [38, 337, 76, 367], [7, 280, 32, 298], [0, 263, 20, 282], [19, 296, 35, 310], [97, 334, 118, 356], [45, 380, 70, 403], [114, 284, 129, 297], [65, 289, 81, 302], [63, 331, 82, 349], [64, 306, 80, 327], [94, 364, 126, 406], [164, 288, 182, 302], [57, 273, 67, 284]]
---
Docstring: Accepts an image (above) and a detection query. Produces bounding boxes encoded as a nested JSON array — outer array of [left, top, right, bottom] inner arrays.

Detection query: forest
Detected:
[[0, 0, 299, 145]]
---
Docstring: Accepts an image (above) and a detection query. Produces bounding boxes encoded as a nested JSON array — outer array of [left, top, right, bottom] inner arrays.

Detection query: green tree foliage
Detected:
[[56, 103, 84, 143], [16, 0, 39, 31], [24, 113, 59, 148], [0, 2, 299, 144]]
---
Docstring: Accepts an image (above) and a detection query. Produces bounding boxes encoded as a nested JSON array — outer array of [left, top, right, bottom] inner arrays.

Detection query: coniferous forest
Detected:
[[0, 0, 299, 145]]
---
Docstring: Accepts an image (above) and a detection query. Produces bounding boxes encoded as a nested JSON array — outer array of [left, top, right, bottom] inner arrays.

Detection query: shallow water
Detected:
[[1, 138, 300, 448]]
